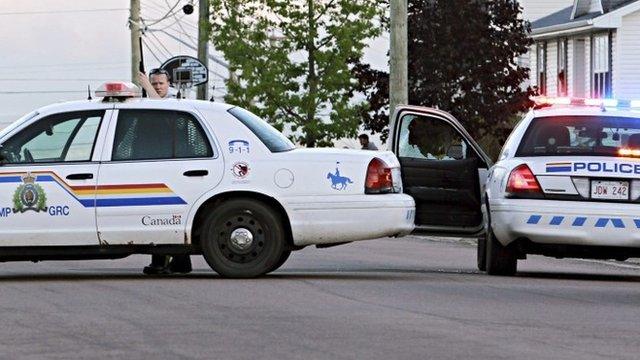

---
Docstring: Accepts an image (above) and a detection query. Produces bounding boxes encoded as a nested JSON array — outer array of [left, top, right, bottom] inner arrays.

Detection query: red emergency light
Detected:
[[95, 81, 141, 99]]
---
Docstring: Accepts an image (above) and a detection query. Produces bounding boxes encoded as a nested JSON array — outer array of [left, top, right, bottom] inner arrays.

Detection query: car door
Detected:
[[95, 104, 224, 245], [390, 106, 492, 236], [0, 108, 113, 246]]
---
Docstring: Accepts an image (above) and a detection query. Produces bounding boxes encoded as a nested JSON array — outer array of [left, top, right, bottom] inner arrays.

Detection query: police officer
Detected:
[[138, 68, 177, 99], [138, 68, 191, 275], [358, 134, 378, 150]]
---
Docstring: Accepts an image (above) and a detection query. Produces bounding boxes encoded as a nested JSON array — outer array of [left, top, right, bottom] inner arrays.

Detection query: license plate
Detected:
[[591, 180, 629, 200]]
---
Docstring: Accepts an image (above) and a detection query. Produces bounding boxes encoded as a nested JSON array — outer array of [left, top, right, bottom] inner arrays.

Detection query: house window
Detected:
[[537, 42, 547, 95], [591, 33, 611, 98], [557, 38, 568, 97]]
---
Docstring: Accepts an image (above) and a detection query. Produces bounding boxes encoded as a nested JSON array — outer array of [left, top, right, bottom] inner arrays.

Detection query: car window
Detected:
[[112, 109, 213, 161], [516, 115, 640, 157], [0, 111, 104, 164], [228, 107, 295, 152], [398, 114, 468, 160]]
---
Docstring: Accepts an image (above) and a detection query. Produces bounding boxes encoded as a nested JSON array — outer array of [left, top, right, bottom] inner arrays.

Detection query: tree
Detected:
[[210, 0, 384, 147], [355, 0, 534, 147]]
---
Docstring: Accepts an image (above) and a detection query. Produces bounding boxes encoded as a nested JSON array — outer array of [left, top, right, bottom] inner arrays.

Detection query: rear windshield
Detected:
[[228, 107, 295, 152], [516, 115, 640, 157]]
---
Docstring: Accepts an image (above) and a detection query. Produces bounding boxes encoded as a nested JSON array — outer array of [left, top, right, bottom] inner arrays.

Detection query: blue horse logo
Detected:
[[327, 166, 353, 190]]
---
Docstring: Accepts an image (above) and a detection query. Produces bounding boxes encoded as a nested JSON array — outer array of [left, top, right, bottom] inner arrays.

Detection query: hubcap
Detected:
[[216, 213, 266, 264], [230, 227, 254, 250]]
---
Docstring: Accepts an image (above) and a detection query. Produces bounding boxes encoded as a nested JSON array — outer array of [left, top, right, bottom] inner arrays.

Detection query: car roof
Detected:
[[34, 98, 236, 115], [531, 106, 640, 119]]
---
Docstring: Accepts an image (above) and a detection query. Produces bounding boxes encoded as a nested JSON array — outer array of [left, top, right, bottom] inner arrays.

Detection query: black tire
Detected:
[[267, 249, 292, 273], [477, 236, 487, 271], [485, 225, 517, 276], [201, 198, 286, 278]]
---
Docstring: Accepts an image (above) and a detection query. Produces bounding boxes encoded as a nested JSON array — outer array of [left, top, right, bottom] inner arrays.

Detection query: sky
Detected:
[[0, 0, 389, 130]]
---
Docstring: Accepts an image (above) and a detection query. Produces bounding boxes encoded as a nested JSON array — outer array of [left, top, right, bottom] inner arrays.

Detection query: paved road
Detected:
[[1, 236, 640, 360]]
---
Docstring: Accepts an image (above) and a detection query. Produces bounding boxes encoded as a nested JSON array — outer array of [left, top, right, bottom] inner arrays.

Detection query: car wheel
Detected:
[[201, 198, 286, 278], [485, 225, 517, 276], [267, 249, 292, 273], [477, 236, 487, 271]]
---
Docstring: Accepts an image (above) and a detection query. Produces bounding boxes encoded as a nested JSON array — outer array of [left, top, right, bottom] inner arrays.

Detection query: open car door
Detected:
[[390, 106, 492, 237]]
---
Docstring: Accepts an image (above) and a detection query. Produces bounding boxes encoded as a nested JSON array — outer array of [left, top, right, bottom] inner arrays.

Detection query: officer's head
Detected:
[[358, 134, 370, 147], [149, 68, 171, 98]]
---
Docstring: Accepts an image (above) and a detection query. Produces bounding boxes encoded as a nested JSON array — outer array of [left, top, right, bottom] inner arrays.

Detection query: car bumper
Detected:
[[490, 199, 640, 247], [284, 194, 416, 246]]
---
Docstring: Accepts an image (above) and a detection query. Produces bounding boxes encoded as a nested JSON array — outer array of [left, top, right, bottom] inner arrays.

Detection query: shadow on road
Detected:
[[1, 267, 637, 283], [0, 266, 479, 282], [517, 271, 640, 282]]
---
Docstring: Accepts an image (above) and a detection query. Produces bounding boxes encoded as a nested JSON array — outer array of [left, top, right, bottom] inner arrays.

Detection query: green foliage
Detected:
[[210, 0, 384, 147], [354, 0, 535, 145]]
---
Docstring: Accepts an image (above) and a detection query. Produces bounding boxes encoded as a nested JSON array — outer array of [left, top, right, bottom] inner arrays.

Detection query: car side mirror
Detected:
[[447, 144, 464, 160]]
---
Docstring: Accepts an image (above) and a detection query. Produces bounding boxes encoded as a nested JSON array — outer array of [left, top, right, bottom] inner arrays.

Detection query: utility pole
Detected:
[[130, 0, 142, 86], [197, 0, 210, 100], [389, 0, 408, 120]]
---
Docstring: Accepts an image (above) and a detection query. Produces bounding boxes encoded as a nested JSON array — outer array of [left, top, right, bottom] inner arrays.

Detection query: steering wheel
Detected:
[[23, 148, 34, 163]]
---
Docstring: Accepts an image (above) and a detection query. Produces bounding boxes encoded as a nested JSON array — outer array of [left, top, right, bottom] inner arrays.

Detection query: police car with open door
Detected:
[[391, 98, 640, 276], [0, 82, 415, 278]]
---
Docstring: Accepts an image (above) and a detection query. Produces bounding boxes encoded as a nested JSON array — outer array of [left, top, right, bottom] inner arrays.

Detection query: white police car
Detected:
[[390, 98, 640, 275], [0, 82, 415, 278]]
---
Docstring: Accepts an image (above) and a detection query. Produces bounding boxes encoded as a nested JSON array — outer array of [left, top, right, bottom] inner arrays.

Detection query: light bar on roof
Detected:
[[95, 81, 141, 98], [533, 97, 628, 108]]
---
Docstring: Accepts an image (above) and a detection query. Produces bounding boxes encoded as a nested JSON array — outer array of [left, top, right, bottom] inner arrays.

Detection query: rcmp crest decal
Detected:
[[12, 173, 47, 213]]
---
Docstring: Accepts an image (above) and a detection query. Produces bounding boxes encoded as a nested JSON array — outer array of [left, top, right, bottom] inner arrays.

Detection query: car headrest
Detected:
[[537, 125, 570, 147], [627, 133, 640, 148]]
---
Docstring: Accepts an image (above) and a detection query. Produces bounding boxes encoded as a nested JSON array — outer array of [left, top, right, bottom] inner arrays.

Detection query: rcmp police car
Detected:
[[0, 82, 415, 278], [390, 98, 640, 276]]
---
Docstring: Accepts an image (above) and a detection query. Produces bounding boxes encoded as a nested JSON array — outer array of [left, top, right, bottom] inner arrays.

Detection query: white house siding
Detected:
[[546, 41, 558, 96], [616, 10, 640, 99], [611, 31, 617, 97], [589, 0, 604, 13], [520, 0, 574, 21], [585, 36, 592, 97], [567, 38, 574, 96], [529, 44, 538, 87], [575, 0, 604, 17], [572, 36, 588, 97]]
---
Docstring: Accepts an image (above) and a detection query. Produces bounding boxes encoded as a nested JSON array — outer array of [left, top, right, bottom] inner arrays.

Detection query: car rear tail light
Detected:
[[618, 148, 640, 157], [365, 158, 397, 194], [506, 164, 542, 195]]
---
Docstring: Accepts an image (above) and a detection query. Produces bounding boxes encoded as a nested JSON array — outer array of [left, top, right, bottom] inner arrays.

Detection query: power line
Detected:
[[158, 29, 229, 68], [144, 0, 181, 26], [0, 61, 128, 69], [163, 0, 198, 48], [0, 78, 118, 81], [146, 27, 174, 58], [0, 65, 128, 75], [0, 90, 87, 94], [0, 8, 128, 16], [141, 38, 164, 63]]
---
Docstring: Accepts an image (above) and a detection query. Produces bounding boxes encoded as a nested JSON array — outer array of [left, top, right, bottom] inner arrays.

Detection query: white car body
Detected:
[[0, 94, 414, 276], [486, 106, 640, 248], [389, 102, 640, 275]]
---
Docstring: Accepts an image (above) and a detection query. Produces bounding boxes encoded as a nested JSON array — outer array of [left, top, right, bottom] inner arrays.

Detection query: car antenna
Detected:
[[87, 84, 92, 100]]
